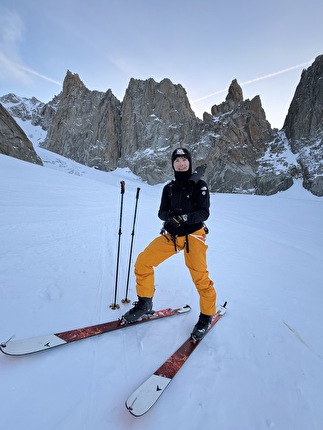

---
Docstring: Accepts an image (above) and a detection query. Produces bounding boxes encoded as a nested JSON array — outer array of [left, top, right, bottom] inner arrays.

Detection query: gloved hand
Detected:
[[169, 208, 183, 217], [164, 214, 188, 232]]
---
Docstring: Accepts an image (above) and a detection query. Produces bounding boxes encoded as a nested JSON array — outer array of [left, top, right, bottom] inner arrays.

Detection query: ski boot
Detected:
[[122, 296, 153, 323], [191, 313, 212, 341]]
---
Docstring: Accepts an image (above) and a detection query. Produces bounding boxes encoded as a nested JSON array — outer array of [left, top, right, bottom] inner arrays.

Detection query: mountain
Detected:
[[1, 55, 322, 196]]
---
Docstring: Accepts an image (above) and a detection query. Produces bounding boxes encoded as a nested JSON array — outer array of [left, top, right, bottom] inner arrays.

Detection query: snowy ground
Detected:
[[1, 147, 322, 430]]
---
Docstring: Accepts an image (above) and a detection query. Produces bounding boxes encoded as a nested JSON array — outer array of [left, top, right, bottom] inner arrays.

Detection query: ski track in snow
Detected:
[[282, 320, 323, 359]]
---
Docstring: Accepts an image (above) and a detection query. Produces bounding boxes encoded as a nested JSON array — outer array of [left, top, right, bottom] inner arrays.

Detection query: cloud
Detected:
[[0, 8, 61, 87], [0, 9, 29, 83], [0, 51, 29, 81], [0, 9, 24, 54], [193, 61, 313, 104]]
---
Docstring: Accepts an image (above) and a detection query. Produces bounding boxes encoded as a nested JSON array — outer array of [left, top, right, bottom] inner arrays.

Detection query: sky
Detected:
[[0, 0, 322, 129]]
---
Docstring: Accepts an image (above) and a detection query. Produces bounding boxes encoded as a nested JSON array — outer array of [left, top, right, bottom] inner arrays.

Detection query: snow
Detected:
[[14, 117, 47, 148], [1, 148, 323, 430]]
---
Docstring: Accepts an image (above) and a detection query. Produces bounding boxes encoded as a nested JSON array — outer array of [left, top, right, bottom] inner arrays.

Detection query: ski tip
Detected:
[[176, 304, 191, 314], [0, 334, 15, 348], [125, 401, 133, 412], [125, 400, 145, 417]]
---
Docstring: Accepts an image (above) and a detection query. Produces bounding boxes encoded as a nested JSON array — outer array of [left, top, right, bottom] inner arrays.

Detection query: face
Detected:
[[173, 156, 190, 172]]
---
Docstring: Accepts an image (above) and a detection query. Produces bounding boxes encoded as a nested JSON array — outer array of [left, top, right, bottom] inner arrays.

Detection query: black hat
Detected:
[[171, 147, 192, 165]]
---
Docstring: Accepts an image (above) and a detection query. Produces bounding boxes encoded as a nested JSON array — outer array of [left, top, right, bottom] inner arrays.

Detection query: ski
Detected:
[[0, 305, 191, 356], [125, 302, 227, 416]]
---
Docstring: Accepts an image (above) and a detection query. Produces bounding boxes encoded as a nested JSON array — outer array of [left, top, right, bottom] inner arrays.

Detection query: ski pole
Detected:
[[110, 180, 125, 309], [122, 187, 141, 303]]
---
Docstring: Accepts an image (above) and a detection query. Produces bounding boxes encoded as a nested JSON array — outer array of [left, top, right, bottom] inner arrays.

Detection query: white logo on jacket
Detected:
[[200, 186, 207, 195]]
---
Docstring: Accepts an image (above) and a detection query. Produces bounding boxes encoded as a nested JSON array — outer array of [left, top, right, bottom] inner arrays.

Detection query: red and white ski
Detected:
[[125, 302, 227, 416], [0, 305, 191, 356]]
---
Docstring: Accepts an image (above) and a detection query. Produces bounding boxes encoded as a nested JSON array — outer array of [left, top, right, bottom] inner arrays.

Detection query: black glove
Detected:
[[164, 214, 188, 232], [169, 208, 183, 217]]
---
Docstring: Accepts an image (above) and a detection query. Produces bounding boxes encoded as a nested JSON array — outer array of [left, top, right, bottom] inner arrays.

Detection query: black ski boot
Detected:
[[191, 313, 212, 341], [122, 296, 153, 323]]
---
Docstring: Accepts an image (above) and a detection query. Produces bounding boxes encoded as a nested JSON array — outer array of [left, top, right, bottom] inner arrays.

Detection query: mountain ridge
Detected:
[[1, 55, 322, 196]]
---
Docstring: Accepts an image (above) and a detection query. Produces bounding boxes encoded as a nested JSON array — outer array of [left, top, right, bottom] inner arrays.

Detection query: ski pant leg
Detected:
[[134, 234, 177, 298], [184, 229, 216, 316]]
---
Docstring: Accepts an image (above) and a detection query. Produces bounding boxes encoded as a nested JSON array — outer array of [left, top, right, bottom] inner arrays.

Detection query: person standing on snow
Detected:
[[123, 147, 216, 340]]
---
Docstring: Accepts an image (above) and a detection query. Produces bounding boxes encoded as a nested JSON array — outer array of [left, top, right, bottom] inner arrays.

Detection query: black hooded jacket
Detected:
[[158, 177, 210, 237]]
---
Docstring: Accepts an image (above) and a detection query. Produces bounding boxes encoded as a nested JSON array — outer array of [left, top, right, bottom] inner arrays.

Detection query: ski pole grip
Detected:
[[136, 187, 141, 199], [120, 181, 125, 194], [189, 164, 207, 184]]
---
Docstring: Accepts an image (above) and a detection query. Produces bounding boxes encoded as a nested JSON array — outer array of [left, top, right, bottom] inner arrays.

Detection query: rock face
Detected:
[[283, 55, 323, 196], [1, 55, 323, 196], [37, 63, 323, 195], [119, 78, 200, 183], [41, 74, 200, 183], [41, 72, 286, 192], [0, 102, 43, 165], [42, 71, 121, 171], [201, 79, 277, 193]]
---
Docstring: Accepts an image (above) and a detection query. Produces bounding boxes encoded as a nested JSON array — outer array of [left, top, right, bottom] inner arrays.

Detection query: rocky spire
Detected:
[[226, 79, 243, 103], [61, 70, 89, 98], [42, 70, 121, 170], [211, 79, 244, 116]]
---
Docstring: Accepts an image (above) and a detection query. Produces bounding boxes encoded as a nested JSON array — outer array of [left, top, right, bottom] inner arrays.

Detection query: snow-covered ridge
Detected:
[[0, 93, 45, 121]]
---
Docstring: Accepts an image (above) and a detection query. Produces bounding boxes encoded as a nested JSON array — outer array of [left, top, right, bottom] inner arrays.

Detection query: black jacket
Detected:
[[158, 178, 210, 236]]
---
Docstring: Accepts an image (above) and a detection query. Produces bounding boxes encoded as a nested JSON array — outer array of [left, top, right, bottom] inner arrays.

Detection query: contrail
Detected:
[[193, 60, 313, 103], [17, 63, 62, 86], [0, 52, 62, 87], [240, 61, 312, 85]]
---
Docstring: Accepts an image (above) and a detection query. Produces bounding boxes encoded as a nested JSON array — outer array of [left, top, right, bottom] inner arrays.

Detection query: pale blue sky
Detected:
[[0, 0, 322, 128]]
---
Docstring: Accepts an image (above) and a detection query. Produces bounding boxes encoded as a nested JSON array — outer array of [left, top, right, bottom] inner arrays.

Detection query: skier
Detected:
[[123, 148, 216, 340]]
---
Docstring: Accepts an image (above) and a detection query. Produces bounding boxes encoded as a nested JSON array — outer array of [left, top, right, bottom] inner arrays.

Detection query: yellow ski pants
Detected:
[[134, 228, 216, 316]]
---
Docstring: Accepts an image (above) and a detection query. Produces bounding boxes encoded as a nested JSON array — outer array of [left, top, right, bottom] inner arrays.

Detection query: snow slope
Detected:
[[1, 150, 322, 430]]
